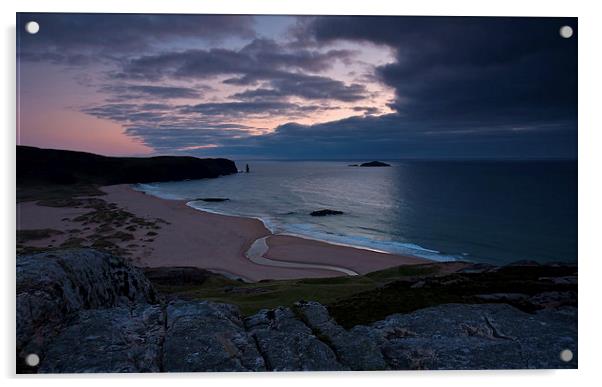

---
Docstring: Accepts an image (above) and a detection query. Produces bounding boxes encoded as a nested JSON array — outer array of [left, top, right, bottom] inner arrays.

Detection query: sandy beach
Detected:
[[17, 184, 428, 281]]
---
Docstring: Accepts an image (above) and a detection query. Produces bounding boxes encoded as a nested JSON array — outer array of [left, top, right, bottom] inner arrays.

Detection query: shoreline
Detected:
[[179, 191, 455, 262], [185, 200, 404, 257], [17, 184, 430, 281]]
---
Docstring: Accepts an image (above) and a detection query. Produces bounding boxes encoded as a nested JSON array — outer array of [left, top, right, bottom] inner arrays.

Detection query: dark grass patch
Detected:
[[36, 198, 84, 208], [365, 264, 439, 281], [16, 244, 47, 255], [74, 208, 136, 225], [17, 228, 63, 244], [95, 224, 115, 234], [90, 239, 127, 255], [105, 231, 135, 242], [145, 261, 576, 325], [17, 229, 64, 243], [327, 265, 578, 329], [17, 184, 106, 203], [19, 187, 168, 262], [148, 271, 378, 316], [59, 237, 87, 248]]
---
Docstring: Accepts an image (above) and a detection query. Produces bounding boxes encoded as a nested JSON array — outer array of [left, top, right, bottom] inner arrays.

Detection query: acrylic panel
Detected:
[[16, 13, 577, 373]]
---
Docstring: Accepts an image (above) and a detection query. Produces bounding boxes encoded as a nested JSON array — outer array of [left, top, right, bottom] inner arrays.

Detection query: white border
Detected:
[[2, 1, 600, 386]]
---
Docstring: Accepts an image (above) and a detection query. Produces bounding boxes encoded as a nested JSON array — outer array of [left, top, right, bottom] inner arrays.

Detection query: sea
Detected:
[[135, 160, 577, 265]]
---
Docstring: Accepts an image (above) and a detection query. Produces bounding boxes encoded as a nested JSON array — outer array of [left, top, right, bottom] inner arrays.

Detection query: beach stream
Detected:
[[245, 236, 358, 276]]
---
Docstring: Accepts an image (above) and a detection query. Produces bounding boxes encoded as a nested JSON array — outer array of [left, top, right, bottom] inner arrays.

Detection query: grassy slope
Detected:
[[17, 183, 106, 203], [146, 262, 577, 329], [148, 264, 443, 316]]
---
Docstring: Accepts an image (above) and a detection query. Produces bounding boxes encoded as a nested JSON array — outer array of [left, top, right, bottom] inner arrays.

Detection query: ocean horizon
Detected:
[[136, 159, 577, 265]]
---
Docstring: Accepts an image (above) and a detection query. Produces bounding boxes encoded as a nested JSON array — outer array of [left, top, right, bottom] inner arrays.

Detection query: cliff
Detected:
[[16, 249, 577, 372], [17, 146, 237, 186]]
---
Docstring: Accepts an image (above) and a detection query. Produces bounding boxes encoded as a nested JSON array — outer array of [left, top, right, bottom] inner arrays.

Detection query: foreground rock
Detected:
[[17, 249, 159, 364], [164, 301, 265, 372], [352, 303, 577, 369], [295, 301, 387, 370], [17, 249, 577, 372], [310, 209, 344, 217], [245, 307, 344, 371], [39, 304, 164, 373]]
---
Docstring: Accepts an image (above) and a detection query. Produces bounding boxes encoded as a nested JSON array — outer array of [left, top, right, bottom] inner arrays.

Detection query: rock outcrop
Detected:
[[351, 303, 577, 369], [295, 301, 387, 370], [39, 304, 165, 373], [16, 249, 577, 373], [245, 307, 344, 371], [164, 301, 264, 372], [17, 249, 159, 364]]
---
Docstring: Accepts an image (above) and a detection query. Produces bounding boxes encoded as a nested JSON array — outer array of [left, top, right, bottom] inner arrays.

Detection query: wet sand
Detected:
[[17, 184, 429, 281]]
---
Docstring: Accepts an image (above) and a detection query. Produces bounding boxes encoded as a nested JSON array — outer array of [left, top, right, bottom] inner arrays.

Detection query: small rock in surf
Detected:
[[310, 209, 344, 216], [196, 198, 229, 202]]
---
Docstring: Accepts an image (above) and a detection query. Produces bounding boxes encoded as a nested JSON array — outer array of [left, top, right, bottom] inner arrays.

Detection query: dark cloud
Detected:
[[80, 102, 263, 152], [194, 113, 577, 159], [202, 15, 576, 159], [81, 103, 170, 124], [100, 84, 205, 101], [19, 14, 577, 159], [96, 37, 364, 119], [181, 101, 301, 117], [117, 38, 354, 81], [17, 51, 92, 66], [17, 13, 255, 64], [181, 100, 339, 118], [123, 126, 252, 153], [230, 72, 367, 102], [106, 16, 577, 159], [304, 16, 577, 123]]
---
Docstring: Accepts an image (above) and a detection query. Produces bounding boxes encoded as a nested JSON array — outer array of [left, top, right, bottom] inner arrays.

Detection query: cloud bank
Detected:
[[17, 14, 577, 159]]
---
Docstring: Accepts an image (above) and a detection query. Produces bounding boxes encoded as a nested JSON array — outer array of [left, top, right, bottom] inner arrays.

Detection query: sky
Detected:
[[17, 14, 577, 159]]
